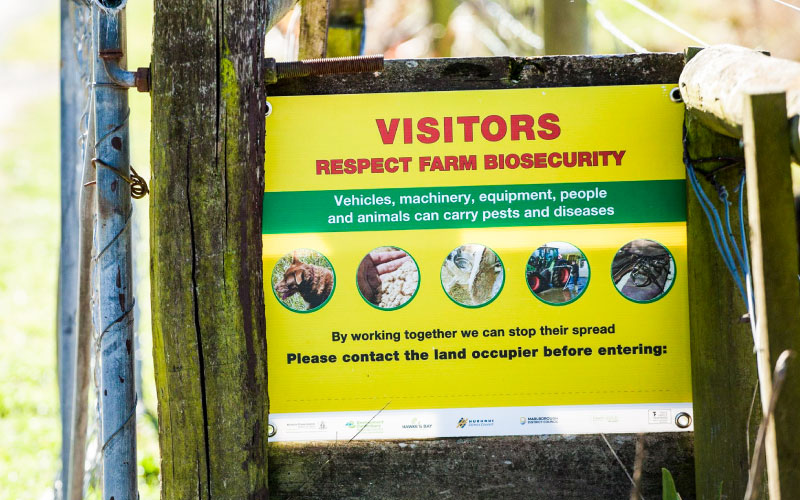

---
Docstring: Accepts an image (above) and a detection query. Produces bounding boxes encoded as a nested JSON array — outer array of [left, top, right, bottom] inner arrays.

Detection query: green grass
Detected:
[[0, 80, 61, 498]]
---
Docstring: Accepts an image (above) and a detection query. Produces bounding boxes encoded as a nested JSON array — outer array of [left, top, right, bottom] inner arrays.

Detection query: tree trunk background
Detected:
[[150, 0, 270, 497]]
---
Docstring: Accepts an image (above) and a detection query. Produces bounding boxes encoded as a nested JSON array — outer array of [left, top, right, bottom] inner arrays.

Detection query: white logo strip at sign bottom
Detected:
[[269, 403, 693, 442]]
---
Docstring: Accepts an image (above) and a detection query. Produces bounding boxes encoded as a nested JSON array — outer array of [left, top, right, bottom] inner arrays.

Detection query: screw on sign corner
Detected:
[[264, 55, 384, 84]]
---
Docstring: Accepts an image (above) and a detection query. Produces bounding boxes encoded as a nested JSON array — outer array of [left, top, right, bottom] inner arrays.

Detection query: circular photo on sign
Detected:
[[526, 241, 589, 305], [612, 239, 675, 303], [271, 249, 335, 312], [356, 247, 420, 310], [441, 244, 504, 308]]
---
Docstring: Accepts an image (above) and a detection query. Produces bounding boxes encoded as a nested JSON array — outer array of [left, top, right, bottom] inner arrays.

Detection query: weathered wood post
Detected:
[[150, 0, 294, 497], [683, 114, 759, 498], [299, 0, 329, 59], [681, 44, 800, 499], [326, 0, 365, 57], [742, 91, 800, 499], [542, 0, 589, 55], [430, 0, 457, 56]]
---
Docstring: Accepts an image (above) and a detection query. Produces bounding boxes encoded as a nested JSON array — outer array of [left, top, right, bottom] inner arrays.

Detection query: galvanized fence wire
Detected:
[[76, 8, 92, 168], [768, 0, 800, 13], [590, 6, 648, 53], [599, 433, 645, 500], [619, 0, 709, 47], [467, 0, 543, 51]]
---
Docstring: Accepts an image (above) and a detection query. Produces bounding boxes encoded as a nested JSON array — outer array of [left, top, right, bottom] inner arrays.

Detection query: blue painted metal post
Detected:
[[59, 0, 86, 496], [92, 2, 137, 498]]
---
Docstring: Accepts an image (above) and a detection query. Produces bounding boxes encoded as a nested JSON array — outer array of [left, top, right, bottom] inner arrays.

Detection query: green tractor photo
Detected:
[[526, 245, 572, 292]]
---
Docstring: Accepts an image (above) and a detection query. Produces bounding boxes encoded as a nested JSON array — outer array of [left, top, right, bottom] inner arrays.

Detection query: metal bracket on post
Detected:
[[91, 2, 138, 499], [93, 0, 150, 94], [100, 51, 150, 93]]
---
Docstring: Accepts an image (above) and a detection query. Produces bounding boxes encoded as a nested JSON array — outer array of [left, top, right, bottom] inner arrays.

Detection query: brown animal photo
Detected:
[[272, 249, 335, 312]]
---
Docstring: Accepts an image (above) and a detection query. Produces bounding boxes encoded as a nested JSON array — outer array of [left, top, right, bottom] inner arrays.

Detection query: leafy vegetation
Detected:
[[662, 468, 682, 500]]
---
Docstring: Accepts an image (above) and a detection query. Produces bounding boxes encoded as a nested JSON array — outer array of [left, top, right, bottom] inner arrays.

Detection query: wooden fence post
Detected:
[[681, 46, 800, 498], [150, 0, 294, 497], [743, 91, 800, 499], [543, 0, 589, 55], [299, 0, 330, 59], [326, 0, 365, 57], [430, 0, 457, 56], [684, 115, 761, 499]]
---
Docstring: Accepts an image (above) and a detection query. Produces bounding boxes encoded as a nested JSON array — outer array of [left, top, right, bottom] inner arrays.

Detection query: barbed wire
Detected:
[[620, 0, 710, 46], [593, 9, 648, 53], [768, 0, 800, 12]]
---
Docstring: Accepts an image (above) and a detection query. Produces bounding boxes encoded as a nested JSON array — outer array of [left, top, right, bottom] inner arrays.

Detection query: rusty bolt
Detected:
[[264, 55, 384, 84], [99, 48, 124, 60], [134, 67, 150, 93]]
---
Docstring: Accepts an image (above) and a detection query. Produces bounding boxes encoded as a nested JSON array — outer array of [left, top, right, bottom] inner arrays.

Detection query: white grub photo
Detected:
[[441, 244, 504, 307], [357, 247, 420, 310]]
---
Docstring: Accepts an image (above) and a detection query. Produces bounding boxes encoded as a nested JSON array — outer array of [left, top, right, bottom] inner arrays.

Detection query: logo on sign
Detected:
[[648, 410, 671, 424], [457, 417, 495, 428], [522, 416, 558, 424], [402, 417, 432, 430]]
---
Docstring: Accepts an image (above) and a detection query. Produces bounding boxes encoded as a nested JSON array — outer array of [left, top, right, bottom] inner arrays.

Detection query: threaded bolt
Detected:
[[264, 55, 384, 84]]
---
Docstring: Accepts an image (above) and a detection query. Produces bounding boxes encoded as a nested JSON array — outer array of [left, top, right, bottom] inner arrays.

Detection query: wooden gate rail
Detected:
[[680, 45, 800, 163]]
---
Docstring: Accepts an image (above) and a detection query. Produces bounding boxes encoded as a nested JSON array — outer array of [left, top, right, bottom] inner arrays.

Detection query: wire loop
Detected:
[[129, 166, 149, 199], [91, 158, 149, 199]]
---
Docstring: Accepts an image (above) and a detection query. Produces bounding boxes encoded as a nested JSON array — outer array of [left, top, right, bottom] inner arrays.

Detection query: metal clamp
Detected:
[[99, 49, 150, 92]]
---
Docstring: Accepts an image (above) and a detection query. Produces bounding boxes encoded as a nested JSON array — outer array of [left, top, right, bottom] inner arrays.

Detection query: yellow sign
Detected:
[[263, 85, 691, 441]]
